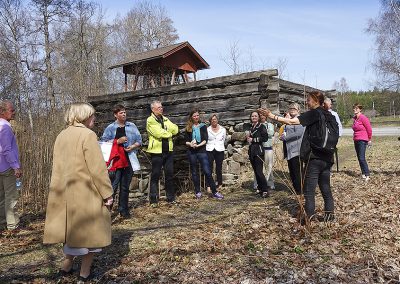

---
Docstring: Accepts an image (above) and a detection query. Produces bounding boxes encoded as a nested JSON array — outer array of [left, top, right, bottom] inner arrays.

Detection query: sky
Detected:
[[96, 0, 381, 91]]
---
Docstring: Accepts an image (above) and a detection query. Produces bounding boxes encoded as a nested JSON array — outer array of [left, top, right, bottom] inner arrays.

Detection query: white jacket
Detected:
[[206, 125, 226, 152]]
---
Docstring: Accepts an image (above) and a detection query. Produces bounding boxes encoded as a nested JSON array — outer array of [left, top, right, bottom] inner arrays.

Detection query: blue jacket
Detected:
[[101, 121, 142, 171]]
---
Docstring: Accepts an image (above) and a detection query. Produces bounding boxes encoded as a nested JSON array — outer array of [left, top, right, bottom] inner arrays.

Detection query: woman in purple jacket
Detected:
[[352, 103, 372, 181]]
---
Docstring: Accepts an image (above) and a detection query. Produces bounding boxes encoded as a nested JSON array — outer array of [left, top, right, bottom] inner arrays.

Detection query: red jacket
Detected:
[[107, 139, 129, 171]]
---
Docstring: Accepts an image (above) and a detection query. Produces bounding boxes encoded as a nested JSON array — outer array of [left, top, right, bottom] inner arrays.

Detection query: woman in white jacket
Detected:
[[206, 114, 226, 191]]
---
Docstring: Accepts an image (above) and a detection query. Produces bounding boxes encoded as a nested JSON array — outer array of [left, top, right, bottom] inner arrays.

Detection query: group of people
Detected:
[[0, 94, 373, 281]]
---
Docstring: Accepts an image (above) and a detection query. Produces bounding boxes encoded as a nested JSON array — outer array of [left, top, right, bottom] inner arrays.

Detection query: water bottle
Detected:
[[16, 178, 22, 191]]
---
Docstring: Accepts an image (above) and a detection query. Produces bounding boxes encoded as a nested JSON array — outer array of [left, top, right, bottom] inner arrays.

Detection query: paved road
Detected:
[[342, 127, 400, 136]]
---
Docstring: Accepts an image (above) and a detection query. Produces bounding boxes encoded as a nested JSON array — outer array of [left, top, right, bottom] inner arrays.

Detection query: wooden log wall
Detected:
[[88, 69, 329, 195]]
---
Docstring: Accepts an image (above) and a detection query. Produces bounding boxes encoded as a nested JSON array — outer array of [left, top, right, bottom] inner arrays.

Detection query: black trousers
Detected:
[[149, 152, 175, 203], [249, 154, 268, 193], [207, 150, 224, 187], [303, 158, 334, 219], [287, 156, 303, 194]]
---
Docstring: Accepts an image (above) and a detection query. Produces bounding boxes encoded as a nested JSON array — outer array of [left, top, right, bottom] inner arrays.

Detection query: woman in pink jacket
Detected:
[[352, 103, 372, 181]]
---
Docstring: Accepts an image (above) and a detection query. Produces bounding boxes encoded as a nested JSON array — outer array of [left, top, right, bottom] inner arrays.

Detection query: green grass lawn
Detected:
[[343, 115, 400, 127]]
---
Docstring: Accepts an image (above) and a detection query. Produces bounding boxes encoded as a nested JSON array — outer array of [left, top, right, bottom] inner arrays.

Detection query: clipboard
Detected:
[[98, 141, 112, 162]]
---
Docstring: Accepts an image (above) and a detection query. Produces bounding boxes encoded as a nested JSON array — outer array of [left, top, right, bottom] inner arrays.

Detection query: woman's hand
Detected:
[[117, 136, 128, 145], [258, 108, 271, 117], [104, 196, 113, 210], [124, 145, 135, 152]]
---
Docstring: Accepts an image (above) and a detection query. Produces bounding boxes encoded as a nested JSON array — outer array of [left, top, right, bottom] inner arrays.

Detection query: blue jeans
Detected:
[[111, 165, 133, 215], [354, 140, 370, 176], [303, 159, 334, 219], [187, 151, 216, 194]]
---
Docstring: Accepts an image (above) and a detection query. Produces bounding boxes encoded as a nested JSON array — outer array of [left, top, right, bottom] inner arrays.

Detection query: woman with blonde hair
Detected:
[[44, 102, 113, 282], [185, 109, 223, 199]]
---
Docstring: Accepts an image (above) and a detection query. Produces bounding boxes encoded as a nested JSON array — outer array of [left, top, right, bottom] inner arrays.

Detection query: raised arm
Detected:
[[258, 108, 300, 125]]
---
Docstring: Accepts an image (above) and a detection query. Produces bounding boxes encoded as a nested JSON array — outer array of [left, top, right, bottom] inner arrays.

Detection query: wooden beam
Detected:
[[124, 73, 128, 92], [184, 71, 189, 83], [133, 75, 138, 91], [170, 69, 176, 85], [193, 72, 197, 82], [160, 70, 165, 86], [181, 74, 186, 83]]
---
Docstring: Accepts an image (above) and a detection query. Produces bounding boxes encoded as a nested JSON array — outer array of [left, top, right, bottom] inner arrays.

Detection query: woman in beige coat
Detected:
[[43, 103, 113, 282]]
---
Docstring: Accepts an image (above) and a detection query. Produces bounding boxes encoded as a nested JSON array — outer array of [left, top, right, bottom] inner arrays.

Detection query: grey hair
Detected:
[[150, 100, 162, 110], [324, 97, 332, 104], [0, 100, 12, 115], [288, 103, 300, 111]]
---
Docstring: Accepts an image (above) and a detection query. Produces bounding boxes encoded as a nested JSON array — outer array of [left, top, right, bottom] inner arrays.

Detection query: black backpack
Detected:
[[300, 108, 339, 160]]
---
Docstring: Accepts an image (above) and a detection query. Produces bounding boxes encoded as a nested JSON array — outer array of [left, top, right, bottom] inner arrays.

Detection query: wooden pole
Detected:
[[124, 73, 128, 92], [170, 69, 176, 85], [160, 69, 165, 86]]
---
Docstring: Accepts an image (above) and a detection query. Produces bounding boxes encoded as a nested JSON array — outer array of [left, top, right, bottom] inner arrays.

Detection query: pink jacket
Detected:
[[352, 114, 372, 141]]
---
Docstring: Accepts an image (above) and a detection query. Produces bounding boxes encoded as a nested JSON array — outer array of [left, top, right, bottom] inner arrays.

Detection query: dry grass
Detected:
[[0, 136, 399, 283]]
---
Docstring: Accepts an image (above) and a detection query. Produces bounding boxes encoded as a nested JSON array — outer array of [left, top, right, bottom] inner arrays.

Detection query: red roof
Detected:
[[109, 41, 209, 71]]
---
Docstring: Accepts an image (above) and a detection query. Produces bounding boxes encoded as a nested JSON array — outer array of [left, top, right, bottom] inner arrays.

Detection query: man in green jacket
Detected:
[[146, 100, 179, 205]]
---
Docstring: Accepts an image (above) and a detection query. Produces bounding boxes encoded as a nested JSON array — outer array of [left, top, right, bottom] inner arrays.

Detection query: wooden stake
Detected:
[[171, 69, 176, 85]]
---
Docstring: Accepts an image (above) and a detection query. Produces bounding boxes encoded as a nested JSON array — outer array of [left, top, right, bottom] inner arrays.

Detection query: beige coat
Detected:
[[43, 123, 113, 248]]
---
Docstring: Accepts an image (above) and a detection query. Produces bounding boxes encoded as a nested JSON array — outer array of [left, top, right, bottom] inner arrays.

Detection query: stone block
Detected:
[[233, 141, 244, 146], [139, 177, 149, 193], [222, 173, 236, 182], [231, 132, 247, 142], [129, 176, 139, 191], [234, 123, 244, 132], [228, 160, 241, 175], [226, 144, 234, 155], [222, 159, 229, 174], [232, 153, 248, 164]]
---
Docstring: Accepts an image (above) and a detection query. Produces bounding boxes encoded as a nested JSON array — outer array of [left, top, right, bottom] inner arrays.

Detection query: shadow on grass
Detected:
[[0, 229, 133, 283]]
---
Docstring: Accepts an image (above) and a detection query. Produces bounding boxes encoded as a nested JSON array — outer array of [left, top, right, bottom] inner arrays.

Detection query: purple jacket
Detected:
[[0, 118, 20, 172], [352, 114, 372, 142]]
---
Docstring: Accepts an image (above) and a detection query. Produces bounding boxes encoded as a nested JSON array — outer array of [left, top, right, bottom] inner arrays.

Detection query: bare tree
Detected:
[[56, 0, 112, 100], [367, 0, 400, 90], [111, 0, 178, 59], [333, 77, 350, 113], [30, 0, 74, 110], [220, 39, 242, 74], [274, 57, 289, 80]]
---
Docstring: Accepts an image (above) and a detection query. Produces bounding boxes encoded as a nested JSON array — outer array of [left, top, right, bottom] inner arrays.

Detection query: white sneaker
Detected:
[[362, 174, 367, 179], [365, 176, 370, 181]]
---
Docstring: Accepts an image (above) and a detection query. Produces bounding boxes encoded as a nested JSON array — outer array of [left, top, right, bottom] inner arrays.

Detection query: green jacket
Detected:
[[146, 113, 179, 154]]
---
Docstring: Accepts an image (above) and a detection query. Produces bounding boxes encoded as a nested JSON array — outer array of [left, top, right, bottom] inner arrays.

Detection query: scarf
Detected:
[[192, 123, 205, 143]]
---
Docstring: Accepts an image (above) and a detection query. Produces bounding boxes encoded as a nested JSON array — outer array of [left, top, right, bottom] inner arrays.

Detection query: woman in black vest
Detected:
[[258, 91, 335, 225], [247, 111, 269, 198]]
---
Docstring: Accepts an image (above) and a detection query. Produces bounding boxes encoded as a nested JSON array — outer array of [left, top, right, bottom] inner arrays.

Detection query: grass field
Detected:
[[343, 115, 400, 127]]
